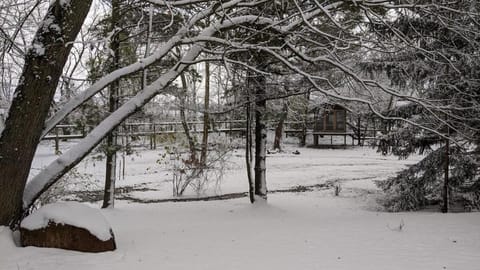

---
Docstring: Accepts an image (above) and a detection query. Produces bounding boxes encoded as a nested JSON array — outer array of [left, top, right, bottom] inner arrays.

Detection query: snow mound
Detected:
[[21, 202, 112, 241], [0, 226, 16, 248]]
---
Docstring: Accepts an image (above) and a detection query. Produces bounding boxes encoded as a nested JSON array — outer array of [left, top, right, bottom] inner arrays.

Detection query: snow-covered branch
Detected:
[[24, 14, 278, 209]]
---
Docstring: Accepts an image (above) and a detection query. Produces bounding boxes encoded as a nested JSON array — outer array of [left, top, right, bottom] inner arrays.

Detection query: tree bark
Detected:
[[273, 102, 288, 151], [245, 95, 255, 203], [0, 0, 92, 227], [102, 0, 121, 209], [253, 74, 267, 201], [200, 61, 210, 166]]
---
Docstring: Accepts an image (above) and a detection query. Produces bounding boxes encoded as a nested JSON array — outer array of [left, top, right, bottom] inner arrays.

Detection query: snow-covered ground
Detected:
[[29, 139, 420, 200], [2, 193, 480, 270], [1, 140, 479, 269]]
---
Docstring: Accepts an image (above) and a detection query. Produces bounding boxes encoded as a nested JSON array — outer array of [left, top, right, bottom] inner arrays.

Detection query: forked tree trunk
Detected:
[[0, 0, 92, 227], [253, 74, 267, 201]]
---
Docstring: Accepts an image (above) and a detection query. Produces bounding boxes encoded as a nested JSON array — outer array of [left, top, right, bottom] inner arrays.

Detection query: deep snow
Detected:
[[1, 141, 478, 269], [2, 193, 480, 270]]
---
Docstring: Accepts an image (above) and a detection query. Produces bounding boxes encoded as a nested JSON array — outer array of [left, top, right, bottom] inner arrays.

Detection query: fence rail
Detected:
[[42, 118, 381, 151]]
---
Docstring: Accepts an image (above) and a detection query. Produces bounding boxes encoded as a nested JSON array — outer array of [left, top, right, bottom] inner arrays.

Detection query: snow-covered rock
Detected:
[[20, 202, 116, 252]]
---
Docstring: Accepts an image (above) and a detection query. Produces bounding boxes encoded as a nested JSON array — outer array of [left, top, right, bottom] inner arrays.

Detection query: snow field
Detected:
[[29, 140, 419, 200], [1, 193, 480, 270], [2, 140, 475, 269]]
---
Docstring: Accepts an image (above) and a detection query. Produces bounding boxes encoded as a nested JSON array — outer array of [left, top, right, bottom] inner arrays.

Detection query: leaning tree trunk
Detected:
[[0, 0, 92, 227], [253, 74, 267, 201]]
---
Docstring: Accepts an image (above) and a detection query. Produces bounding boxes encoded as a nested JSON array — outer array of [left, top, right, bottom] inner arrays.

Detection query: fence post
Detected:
[[149, 123, 153, 150], [55, 128, 60, 154], [357, 116, 361, 146], [153, 124, 157, 149]]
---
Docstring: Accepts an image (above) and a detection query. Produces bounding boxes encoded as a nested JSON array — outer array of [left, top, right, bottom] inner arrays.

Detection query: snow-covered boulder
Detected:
[[20, 202, 116, 252]]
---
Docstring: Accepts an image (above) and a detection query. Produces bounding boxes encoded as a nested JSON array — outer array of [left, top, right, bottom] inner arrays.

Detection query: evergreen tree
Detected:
[[363, 1, 480, 211]]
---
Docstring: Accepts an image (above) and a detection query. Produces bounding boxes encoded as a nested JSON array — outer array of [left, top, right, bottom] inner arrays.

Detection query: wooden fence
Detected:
[[42, 118, 381, 151]]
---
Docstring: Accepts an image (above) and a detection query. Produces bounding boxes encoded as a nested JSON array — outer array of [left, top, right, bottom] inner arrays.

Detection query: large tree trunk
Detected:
[[253, 74, 267, 201], [102, 0, 121, 209], [0, 0, 92, 227]]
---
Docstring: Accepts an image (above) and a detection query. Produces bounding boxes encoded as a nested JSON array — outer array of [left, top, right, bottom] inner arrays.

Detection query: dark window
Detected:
[[326, 113, 334, 130], [316, 114, 324, 130], [336, 110, 345, 130]]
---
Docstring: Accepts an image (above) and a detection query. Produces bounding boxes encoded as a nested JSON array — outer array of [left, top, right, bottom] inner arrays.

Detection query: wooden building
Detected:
[[311, 104, 353, 147], [309, 103, 383, 147]]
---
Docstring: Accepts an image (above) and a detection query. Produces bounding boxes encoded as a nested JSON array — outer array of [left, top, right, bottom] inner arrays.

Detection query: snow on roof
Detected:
[[20, 202, 112, 241]]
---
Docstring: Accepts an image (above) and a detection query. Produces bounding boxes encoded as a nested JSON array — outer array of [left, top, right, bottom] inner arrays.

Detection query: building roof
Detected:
[[310, 103, 350, 114]]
